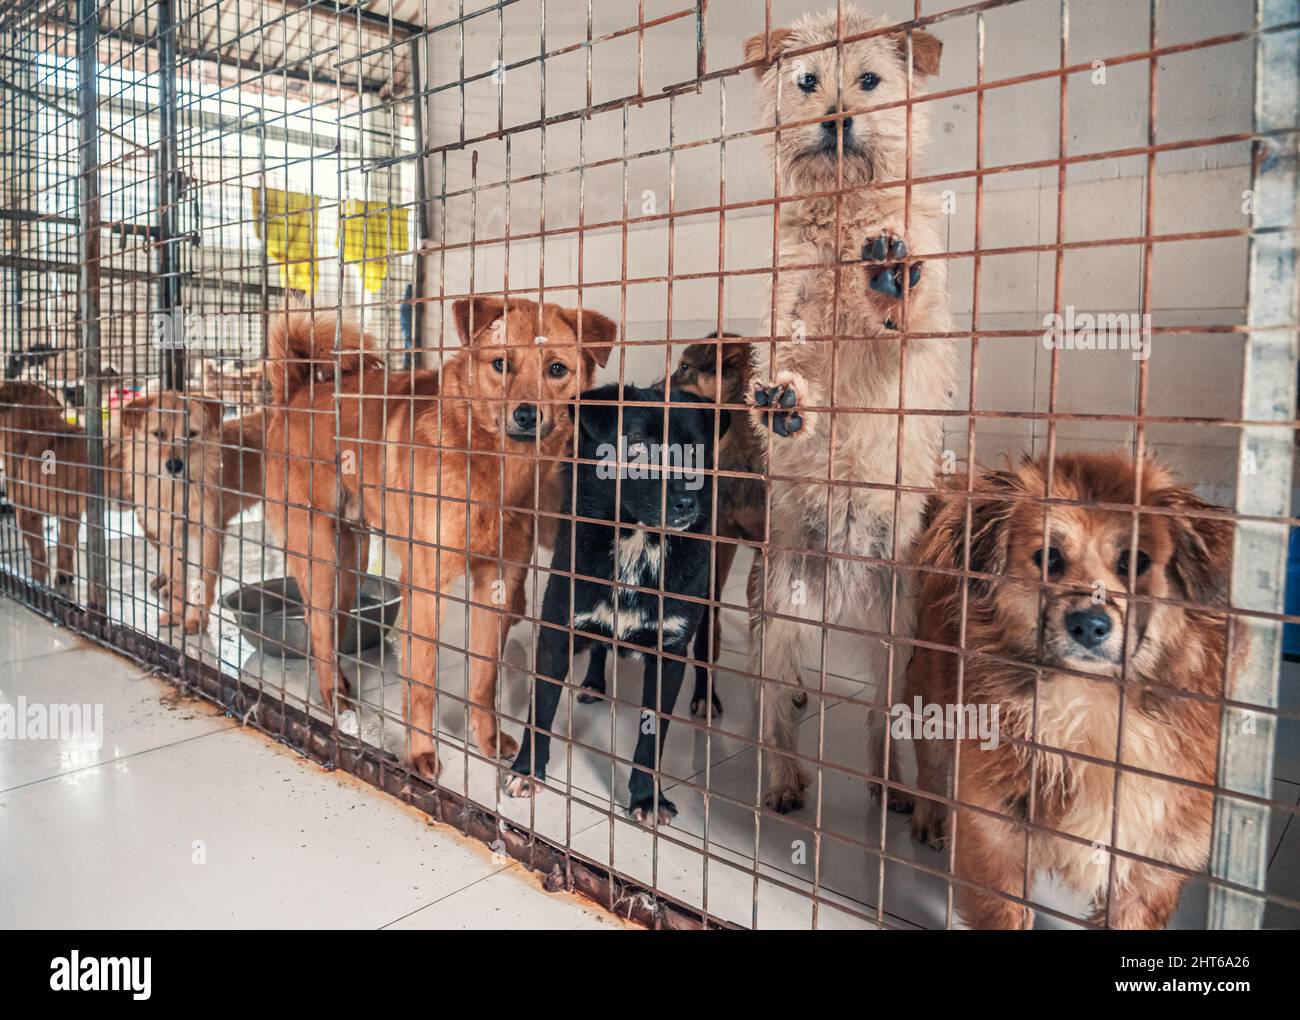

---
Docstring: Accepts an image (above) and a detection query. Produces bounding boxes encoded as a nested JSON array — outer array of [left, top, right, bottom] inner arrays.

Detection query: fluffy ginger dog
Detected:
[[743, 6, 957, 811], [903, 454, 1241, 929]]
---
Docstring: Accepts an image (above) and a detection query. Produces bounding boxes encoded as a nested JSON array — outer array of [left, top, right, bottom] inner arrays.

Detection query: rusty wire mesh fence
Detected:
[[0, 0, 1296, 930]]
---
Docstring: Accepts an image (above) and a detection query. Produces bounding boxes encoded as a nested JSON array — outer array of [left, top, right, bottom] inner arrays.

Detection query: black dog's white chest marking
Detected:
[[573, 529, 692, 640]]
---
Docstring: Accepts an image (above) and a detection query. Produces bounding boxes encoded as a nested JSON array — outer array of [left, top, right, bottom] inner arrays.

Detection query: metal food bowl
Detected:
[[222, 575, 401, 659]]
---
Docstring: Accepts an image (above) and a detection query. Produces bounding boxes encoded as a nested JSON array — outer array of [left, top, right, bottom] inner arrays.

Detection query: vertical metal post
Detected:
[[409, 35, 429, 366], [157, 0, 184, 389], [7, 28, 28, 379], [1209, 0, 1300, 929], [76, 0, 107, 611]]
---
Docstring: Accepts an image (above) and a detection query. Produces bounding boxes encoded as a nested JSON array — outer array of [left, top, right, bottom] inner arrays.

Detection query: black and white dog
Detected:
[[506, 382, 730, 824]]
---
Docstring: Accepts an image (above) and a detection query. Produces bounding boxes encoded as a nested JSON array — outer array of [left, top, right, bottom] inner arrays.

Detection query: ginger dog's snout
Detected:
[[1064, 608, 1112, 651], [507, 402, 540, 439]]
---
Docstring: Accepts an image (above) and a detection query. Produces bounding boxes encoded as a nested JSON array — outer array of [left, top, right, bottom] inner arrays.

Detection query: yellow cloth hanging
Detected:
[[251, 187, 319, 293], [341, 200, 409, 293]]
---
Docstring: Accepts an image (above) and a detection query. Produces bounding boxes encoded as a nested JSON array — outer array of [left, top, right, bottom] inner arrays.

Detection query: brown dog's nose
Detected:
[[164, 457, 185, 476], [511, 404, 538, 431], [1065, 609, 1111, 650]]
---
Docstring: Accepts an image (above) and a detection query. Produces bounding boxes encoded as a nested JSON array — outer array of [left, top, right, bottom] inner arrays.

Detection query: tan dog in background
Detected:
[[264, 299, 614, 777], [119, 392, 264, 633], [0, 381, 87, 587], [743, 5, 957, 811], [903, 453, 1240, 929]]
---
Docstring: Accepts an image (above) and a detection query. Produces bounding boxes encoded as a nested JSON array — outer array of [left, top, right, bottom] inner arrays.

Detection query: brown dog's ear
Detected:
[[720, 340, 752, 370], [192, 395, 223, 436], [920, 470, 1020, 590], [1151, 487, 1233, 606], [453, 296, 508, 346], [556, 306, 616, 368], [743, 26, 796, 79], [119, 394, 155, 432], [892, 28, 942, 78]]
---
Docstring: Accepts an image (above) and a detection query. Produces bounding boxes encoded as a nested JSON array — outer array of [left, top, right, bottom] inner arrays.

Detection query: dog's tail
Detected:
[[266, 307, 380, 406]]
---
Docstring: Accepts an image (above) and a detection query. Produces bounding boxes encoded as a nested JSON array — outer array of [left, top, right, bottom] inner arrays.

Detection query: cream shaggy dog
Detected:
[[743, 5, 957, 812]]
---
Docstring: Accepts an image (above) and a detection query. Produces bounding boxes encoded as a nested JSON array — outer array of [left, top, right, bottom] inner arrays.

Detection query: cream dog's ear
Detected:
[[891, 28, 943, 78], [743, 25, 796, 78]]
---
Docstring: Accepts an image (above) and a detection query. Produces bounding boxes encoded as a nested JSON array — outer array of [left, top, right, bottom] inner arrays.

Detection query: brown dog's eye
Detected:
[[150, 429, 165, 440], [1116, 549, 1151, 578], [492, 357, 506, 373], [187, 429, 200, 440], [1033, 547, 1064, 575], [548, 362, 568, 378]]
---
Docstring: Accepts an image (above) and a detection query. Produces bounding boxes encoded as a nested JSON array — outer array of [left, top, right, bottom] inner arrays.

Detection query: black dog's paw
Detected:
[[504, 750, 546, 798], [577, 675, 606, 705], [862, 230, 922, 298], [752, 382, 804, 438], [628, 794, 677, 827], [689, 690, 723, 719]]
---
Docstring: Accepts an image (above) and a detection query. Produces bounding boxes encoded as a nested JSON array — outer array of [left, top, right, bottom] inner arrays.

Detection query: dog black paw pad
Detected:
[[869, 261, 923, 298], [755, 384, 803, 437], [772, 412, 804, 438], [864, 233, 907, 262]]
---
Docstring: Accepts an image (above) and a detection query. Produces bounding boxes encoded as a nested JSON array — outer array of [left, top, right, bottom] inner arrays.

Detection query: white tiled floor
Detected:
[[0, 597, 630, 930], [2, 508, 1297, 929]]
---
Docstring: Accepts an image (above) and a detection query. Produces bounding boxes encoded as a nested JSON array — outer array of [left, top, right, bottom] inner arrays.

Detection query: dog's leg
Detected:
[[909, 725, 951, 850], [577, 641, 609, 703], [954, 804, 1035, 930], [866, 584, 917, 812], [16, 507, 48, 585], [627, 652, 686, 825], [401, 545, 449, 779], [292, 511, 349, 714], [690, 541, 733, 718], [55, 513, 79, 587], [331, 524, 363, 707], [158, 517, 191, 630], [182, 523, 223, 635], [750, 552, 814, 813], [506, 621, 572, 796], [464, 566, 522, 761], [1094, 862, 1185, 930]]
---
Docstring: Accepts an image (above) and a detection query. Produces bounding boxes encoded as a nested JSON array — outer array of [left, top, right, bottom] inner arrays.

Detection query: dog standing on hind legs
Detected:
[[743, 6, 956, 813]]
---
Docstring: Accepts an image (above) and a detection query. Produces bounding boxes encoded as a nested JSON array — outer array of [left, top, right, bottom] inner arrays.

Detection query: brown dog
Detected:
[[118, 392, 265, 633], [263, 298, 614, 777], [902, 452, 1241, 929], [666, 334, 767, 716], [0, 381, 87, 587]]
